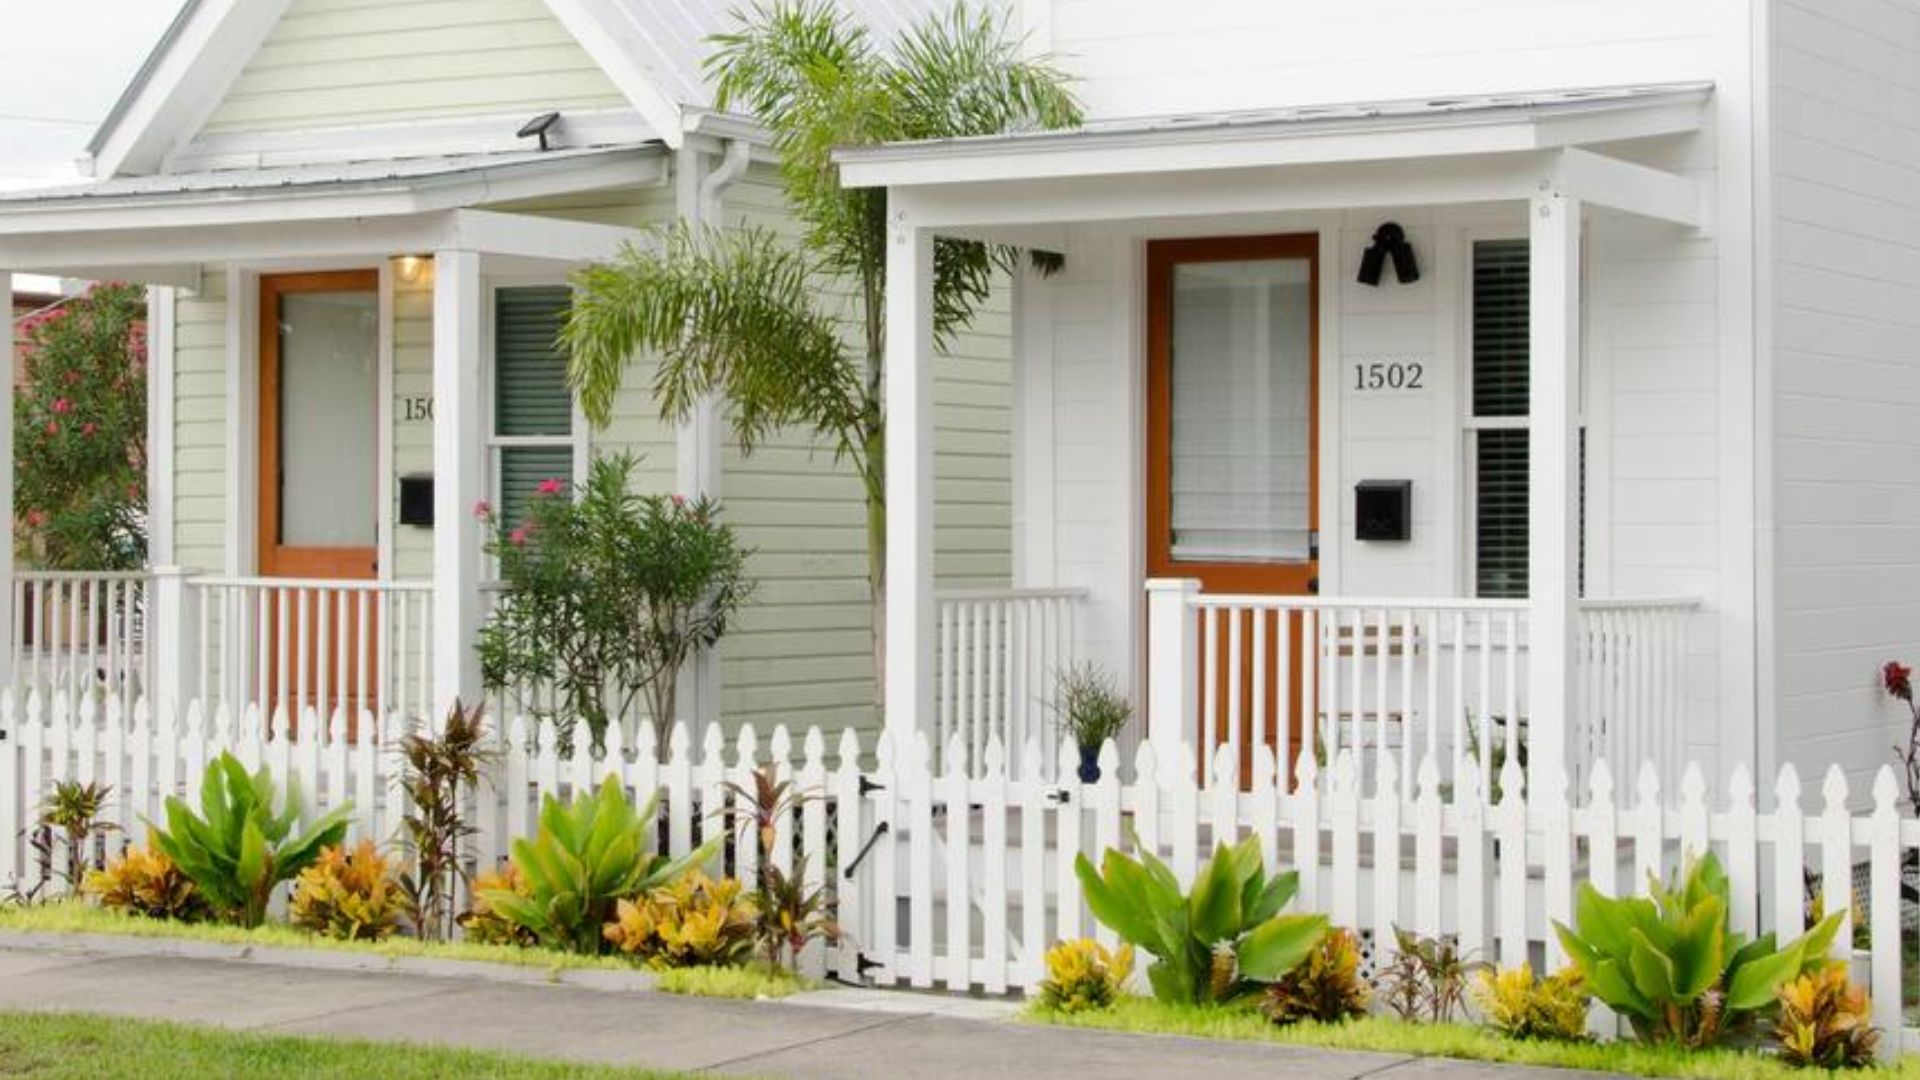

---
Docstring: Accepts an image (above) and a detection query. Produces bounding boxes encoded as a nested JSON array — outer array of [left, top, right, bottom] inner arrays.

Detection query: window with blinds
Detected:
[[1470, 239, 1530, 598], [491, 285, 576, 525]]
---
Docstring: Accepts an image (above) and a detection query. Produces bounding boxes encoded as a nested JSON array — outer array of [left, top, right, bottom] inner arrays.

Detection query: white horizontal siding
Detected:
[[173, 272, 227, 574], [200, 0, 626, 135], [1768, 0, 1920, 794]]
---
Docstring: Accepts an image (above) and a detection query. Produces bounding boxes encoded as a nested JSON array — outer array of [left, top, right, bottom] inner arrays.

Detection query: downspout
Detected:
[[698, 137, 752, 223]]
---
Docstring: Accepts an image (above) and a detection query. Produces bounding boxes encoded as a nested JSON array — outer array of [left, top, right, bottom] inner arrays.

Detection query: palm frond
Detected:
[[563, 224, 867, 468]]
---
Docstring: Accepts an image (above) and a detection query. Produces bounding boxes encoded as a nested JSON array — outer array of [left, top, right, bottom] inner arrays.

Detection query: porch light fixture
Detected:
[[1357, 221, 1420, 286], [517, 111, 562, 152], [394, 254, 433, 285]]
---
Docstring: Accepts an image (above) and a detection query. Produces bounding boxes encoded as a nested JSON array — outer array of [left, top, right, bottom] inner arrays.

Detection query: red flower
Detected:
[[51, 398, 71, 414], [536, 478, 564, 496], [509, 527, 529, 547], [25, 510, 46, 528], [1886, 661, 1913, 703], [81, 422, 97, 437], [43, 421, 58, 436]]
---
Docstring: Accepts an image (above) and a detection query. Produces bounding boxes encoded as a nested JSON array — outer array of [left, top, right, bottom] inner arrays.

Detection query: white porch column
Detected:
[[883, 218, 935, 744], [432, 249, 484, 718], [1528, 193, 1581, 791], [0, 272, 12, 690], [148, 566, 199, 713]]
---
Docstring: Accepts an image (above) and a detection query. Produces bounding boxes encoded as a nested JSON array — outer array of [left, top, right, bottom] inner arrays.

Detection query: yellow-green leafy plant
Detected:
[[1774, 965, 1879, 1069], [478, 776, 718, 954], [603, 870, 759, 969], [1554, 851, 1843, 1048], [459, 863, 535, 947], [147, 752, 352, 928], [289, 839, 408, 941], [1076, 834, 1327, 1004], [1038, 939, 1135, 1014], [82, 843, 209, 922], [1259, 927, 1371, 1025], [1474, 964, 1592, 1042]]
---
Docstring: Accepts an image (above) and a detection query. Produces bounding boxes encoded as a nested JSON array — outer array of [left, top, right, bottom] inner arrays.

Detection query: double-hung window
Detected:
[[489, 285, 580, 524]]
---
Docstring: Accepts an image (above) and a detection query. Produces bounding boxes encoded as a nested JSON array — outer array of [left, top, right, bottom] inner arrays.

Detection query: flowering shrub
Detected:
[[1884, 661, 1920, 817], [476, 453, 750, 753], [14, 282, 148, 570]]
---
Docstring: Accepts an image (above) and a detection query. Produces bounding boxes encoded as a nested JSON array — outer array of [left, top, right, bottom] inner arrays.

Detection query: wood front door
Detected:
[[1146, 234, 1320, 782], [257, 271, 380, 728]]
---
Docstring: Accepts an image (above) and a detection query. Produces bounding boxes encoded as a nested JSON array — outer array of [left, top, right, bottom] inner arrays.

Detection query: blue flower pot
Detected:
[[1077, 743, 1102, 784]]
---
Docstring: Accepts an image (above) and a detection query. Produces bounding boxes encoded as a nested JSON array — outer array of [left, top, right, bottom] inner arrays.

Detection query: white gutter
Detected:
[[698, 137, 753, 221]]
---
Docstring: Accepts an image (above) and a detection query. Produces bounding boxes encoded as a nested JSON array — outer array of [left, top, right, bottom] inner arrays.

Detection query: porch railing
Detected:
[[11, 570, 150, 714], [935, 587, 1087, 778], [190, 575, 434, 730], [1146, 579, 1698, 797]]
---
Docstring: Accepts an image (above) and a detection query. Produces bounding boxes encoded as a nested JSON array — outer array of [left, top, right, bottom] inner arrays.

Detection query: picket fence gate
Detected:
[[2, 691, 1917, 1054]]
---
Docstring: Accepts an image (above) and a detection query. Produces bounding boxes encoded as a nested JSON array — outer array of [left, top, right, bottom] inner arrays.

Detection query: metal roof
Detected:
[[0, 145, 658, 207], [836, 82, 1715, 165]]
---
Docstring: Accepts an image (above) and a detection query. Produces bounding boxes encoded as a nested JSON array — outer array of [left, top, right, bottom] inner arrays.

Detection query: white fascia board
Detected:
[[544, 0, 688, 149], [1549, 148, 1707, 229], [0, 152, 667, 237], [86, 0, 296, 178], [889, 152, 1556, 231], [0, 218, 457, 273], [167, 109, 660, 173], [445, 209, 646, 263], [839, 95, 1709, 191]]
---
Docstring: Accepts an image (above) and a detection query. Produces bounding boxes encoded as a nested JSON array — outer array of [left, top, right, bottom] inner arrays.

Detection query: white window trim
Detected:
[[479, 275, 591, 527]]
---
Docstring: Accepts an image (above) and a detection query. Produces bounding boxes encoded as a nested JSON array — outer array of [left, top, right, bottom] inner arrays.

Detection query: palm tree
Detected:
[[564, 0, 1080, 719]]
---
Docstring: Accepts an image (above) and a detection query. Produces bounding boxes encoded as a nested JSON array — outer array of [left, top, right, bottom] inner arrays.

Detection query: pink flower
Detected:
[[472, 499, 492, 520], [51, 398, 71, 414], [81, 422, 96, 437], [508, 527, 529, 547], [536, 478, 564, 496], [25, 510, 46, 528], [43, 421, 58, 436], [671, 494, 687, 507]]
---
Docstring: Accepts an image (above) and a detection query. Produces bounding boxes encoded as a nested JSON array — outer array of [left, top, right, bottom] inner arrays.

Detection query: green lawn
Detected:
[[652, 963, 807, 999], [1027, 1000, 1904, 1080], [0, 1012, 698, 1079]]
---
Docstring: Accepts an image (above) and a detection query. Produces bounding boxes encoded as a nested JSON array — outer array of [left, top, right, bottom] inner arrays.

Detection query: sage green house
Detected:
[[0, 0, 1024, 743]]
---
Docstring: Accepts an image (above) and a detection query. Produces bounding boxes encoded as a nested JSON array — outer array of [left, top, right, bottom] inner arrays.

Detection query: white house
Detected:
[[840, 0, 1920, 800], [0, 0, 1912, 804]]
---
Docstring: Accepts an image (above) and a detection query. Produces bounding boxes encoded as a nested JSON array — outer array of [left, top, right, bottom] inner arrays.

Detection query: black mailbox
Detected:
[[398, 474, 434, 527], [1355, 480, 1411, 542]]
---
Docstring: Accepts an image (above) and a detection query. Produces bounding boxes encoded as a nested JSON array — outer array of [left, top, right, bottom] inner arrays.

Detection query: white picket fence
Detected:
[[2, 691, 1915, 1053]]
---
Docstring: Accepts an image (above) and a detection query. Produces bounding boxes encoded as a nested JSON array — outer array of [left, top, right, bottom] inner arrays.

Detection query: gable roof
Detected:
[[83, 0, 949, 179]]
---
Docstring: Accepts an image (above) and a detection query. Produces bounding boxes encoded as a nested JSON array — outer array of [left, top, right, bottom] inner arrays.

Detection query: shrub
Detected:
[[1474, 964, 1591, 1043], [397, 700, 494, 941], [1375, 927, 1484, 1023], [14, 281, 147, 571], [1259, 927, 1371, 1025], [83, 844, 209, 922], [1554, 851, 1842, 1048], [1774, 965, 1878, 1069], [477, 775, 718, 954], [37, 780, 116, 895], [603, 870, 758, 968], [1038, 939, 1135, 1014], [290, 839, 408, 942], [477, 453, 750, 754], [147, 753, 351, 928], [749, 863, 839, 973], [459, 863, 535, 948], [1076, 834, 1327, 1005]]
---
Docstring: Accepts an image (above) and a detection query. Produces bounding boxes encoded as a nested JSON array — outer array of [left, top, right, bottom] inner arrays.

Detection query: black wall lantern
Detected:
[[1357, 221, 1420, 286]]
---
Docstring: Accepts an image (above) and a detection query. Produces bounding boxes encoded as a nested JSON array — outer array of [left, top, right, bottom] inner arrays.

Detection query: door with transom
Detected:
[[257, 270, 381, 731], [1146, 235, 1320, 784]]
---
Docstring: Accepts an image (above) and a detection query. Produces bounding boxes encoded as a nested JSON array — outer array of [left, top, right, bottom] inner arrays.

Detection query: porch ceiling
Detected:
[[837, 82, 1711, 238]]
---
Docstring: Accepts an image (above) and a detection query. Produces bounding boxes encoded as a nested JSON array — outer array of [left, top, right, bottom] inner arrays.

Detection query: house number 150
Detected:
[[1353, 361, 1424, 391]]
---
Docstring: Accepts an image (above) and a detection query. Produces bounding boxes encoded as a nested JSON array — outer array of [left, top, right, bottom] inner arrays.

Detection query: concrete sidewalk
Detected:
[[0, 943, 1621, 1079]]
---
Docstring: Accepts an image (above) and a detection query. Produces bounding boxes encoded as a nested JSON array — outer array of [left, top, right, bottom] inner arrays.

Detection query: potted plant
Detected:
[[1055, 663, 1131, 783]]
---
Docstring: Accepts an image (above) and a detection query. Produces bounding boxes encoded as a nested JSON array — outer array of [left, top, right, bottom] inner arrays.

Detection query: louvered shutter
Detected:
[[493, 285, 574, 525], [1472, 240, 1529, 598]]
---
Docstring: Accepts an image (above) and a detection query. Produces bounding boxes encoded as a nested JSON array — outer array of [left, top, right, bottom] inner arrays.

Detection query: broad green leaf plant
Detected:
[[1553, 851, 1843, 1048], [563, 1, 1081, 716], [147, 752, 351, 928], [479, 775, 719, 954], [1075, 835, 1328, 1005]]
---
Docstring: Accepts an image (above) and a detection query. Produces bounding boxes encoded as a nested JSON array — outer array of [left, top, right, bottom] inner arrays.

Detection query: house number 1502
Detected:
[[1353, 361, 1424, 391]]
